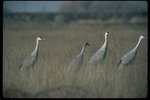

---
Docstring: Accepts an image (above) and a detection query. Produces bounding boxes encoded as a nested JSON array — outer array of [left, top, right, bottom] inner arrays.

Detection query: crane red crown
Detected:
[[142, 35, 145, 37]]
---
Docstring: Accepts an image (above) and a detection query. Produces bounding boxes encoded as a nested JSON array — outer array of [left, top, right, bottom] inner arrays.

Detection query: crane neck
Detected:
[[79, 43, 87, 55], [31, 39, 39, 56], [133, 37, 142, 51], [104, 34, 108, 45]]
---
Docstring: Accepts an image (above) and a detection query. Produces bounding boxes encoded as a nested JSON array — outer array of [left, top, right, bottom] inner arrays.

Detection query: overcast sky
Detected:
[[3, 1, 147, 13], [3, 1, 65, 12]]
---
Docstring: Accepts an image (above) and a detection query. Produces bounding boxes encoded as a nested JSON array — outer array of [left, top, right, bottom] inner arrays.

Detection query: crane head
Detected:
[[85, 42, 90, 46], [38, 37, 42, 40], [37, 37, 46, 41], [140, 35, 146, 39], [105, 31, 109, 36]]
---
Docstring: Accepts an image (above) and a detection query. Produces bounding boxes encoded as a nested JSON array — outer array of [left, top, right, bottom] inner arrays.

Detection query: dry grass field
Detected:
[[3, 20, 147, 98]]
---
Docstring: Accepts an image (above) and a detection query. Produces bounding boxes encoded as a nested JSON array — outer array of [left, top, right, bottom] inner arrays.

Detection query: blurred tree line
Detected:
[[58, 1, 147, 13], [3, 1, 147, 24]]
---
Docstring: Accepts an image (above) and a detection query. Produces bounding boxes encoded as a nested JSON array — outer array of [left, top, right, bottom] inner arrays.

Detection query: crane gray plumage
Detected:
[[69, 42, 90, 73], [19, 37, 45, 70], [118, 35, 146, 70], [89, 31, 109, 69]]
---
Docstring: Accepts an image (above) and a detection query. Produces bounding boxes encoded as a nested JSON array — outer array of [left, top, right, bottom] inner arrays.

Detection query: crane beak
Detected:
[[42, 39, 46, 40], [87, 43, 90, 46]]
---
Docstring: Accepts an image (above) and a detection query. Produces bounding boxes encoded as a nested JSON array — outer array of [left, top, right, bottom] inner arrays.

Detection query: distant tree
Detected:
[[58, 1, 93, 13], [79, 1, 93, 13], [58, 1, 147, 13], [3, 6, 11, 13]]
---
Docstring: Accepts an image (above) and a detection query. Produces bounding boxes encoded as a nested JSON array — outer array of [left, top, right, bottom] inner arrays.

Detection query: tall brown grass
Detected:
[[3, 22, 147, 98]]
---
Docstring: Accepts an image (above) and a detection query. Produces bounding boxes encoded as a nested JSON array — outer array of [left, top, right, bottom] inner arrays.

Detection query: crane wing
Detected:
[[19, 55, 37, 69]]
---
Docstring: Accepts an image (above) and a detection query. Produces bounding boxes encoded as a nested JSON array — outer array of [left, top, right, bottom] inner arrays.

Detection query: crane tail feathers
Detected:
[[19, 64, 22, 70], [117, 60, 122, 67]]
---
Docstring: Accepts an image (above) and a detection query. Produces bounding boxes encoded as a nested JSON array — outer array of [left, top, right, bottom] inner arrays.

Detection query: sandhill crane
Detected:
[[19, 37, 45, 70], [89, 31, 109, 69], [69, 42, 90, 73], [118, 35, 146, 70]]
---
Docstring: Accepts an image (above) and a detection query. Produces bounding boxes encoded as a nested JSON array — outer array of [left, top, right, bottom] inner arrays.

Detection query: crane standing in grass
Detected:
[[68, 42, 90, 85], [118, 35, 146, 70], [89, 31, 109, 70], [69, 42, 90, 74], [19, 37, 45, 70]]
